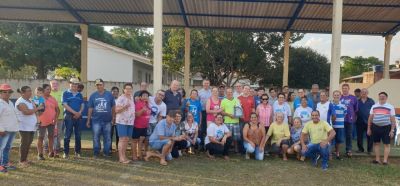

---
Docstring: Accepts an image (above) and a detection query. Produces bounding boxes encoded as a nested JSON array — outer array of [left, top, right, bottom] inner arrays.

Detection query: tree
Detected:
[[54, 67, 80, 80], [111, 27, 153, 57], [340, 56, 383, 79]]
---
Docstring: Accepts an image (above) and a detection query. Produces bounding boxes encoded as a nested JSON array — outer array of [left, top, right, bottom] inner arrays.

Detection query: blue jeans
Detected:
[[303, 143, 330, 169], [92, 121, 112, 156], [244, 141, 264, 160], [64, 117, 81, 155], [344, 122, 353, 152], [0, 132, 16, 166]]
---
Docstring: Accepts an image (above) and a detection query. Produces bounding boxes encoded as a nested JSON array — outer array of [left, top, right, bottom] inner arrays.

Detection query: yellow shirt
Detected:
[[302, 120, 333, 144], [267, 122, 290, 144], [51, 90, 64, 120]]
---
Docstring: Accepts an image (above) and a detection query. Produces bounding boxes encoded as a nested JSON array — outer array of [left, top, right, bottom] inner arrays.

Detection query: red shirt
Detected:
[[134, 100, 151, 128], [238, 95, 255, 123], [39, 96, 58, 126]]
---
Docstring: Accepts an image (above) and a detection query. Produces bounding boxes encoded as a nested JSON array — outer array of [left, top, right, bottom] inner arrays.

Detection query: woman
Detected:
[[287, 117, 305, 161], [294, 97, 313, 124], [16, 86, 42, 167], [243, 113, 266, 160], [205, 113, 232, 160], [0, 84, 19, 172], [265, 112, 290, 161], [132, 90, 151, 161], [256, 94, 273, 133], [37, 84, 59, 160], [182, 90, 202, 125], [171, 112, 189, 158], [287, 92, 296, 116], [272, 93, 292, 125], [184, 112, 200, 153], [206, 87, 222, 126], [115, 83, 135, 164]]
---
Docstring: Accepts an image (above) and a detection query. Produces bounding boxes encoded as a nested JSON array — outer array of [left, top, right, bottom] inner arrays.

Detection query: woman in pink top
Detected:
[[132, 90, 151, 161], [206, 87, 222, 126], [256, 94, 273, 133]]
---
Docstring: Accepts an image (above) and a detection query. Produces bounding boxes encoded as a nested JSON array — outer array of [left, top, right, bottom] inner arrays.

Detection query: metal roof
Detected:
[[0, 0, 400, 36]]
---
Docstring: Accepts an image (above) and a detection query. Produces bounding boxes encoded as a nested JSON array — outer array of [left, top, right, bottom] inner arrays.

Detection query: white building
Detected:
[[75, 34, 183, 84]]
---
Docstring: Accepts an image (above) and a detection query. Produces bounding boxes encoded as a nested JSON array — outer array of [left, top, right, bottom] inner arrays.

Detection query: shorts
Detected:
[[116, 124, 133, 137], [132, 127, 148, 139], [270, 139, 290, 154], [150, 139, 171, 150], [372, 124, 391, 144], [38, 125, 55, 138], [147, 122, 158, 136], [226, 123, 241, 141], [333, 128, 345, 144]]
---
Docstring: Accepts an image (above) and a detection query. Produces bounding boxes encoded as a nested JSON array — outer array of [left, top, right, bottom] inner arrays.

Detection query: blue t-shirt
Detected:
[[332, 102, 347, 128], [149, 119, 176, 143], [290, 126, 303, 143], [62, 89, 84, 116], [32, 96, 45, 112], [88, 91, 115, 122], [254, 96, 261, 108], [182, 98, 202, 124], [293, 96, 313, 111]]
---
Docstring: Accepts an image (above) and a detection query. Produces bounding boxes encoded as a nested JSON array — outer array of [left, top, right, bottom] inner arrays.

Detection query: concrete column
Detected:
[[80, 24, 88, 98], [283, 31, 290, 87], [153, 0, 163, 92], [184, 28, 191, 91], [383, 35, 393, 79], [329, 0, 343, 97]]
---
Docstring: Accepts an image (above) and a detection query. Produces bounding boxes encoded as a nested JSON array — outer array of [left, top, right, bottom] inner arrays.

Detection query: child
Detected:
[[32, 87, 45, 123], [287, 117, 305, 161], [331, 90, 347, 160]]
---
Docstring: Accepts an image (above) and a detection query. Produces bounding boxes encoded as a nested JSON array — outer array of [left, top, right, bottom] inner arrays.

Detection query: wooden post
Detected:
[[153, 0, 163, 91], [383, 35, 393, 79], [184, 28, 191, 91], [283, 31, 290, 87], [329, 0, 343, 97], [80, 24, 88, 98]]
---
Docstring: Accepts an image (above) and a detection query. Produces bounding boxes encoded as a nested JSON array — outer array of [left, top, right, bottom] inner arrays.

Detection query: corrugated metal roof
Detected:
[[0, 0, 399, 36]]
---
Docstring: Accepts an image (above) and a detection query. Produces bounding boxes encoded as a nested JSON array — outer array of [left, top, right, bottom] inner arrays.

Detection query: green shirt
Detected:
[[51, 90, 64, 120], [220, 97, 240, 124]]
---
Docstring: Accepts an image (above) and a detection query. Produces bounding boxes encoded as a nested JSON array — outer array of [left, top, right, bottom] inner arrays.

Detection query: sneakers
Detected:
[[63, 153, 69, 159], [75, 153, 81, 158], [48, 152, 55, 158], [245, 153, 250, 160], [38, 154, 45, 160], [5, 163, 16, 170], [0, 166, 7, 173]]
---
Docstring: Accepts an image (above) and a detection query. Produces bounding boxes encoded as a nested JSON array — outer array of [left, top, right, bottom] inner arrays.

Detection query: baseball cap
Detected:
[[95, 78, 104, 85], [0, 83, 13, 93], [69, 77, 80, 84]]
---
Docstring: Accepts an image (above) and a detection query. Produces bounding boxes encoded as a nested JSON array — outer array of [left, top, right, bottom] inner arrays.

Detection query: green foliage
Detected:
[[111, 27, 153, 57], [54, 66, 80, 80], [0, 65, 37, 79], [340, 56, 383, 79]]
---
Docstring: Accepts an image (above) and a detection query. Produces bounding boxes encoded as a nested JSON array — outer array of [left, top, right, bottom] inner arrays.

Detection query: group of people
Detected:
[[0, 78, 397, 173]]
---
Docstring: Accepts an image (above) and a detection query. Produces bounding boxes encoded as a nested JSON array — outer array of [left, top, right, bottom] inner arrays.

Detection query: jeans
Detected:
[[344, 122, 353, 152], [0, 132, 16, 166], [92, 121, 112, 156], [356, 121, 372, 152], [64, 117, 81, 155], [20, 131, 34, 162], [303, 143, 330, 169], [110, 124, 119, 151], [244, 141, 264, 160]]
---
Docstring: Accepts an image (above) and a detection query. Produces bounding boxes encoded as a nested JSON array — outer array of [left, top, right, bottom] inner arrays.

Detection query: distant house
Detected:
[[75, 34, 183, 84], [341, 65, 400, 84]]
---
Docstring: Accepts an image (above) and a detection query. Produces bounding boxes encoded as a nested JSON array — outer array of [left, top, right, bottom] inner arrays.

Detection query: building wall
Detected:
[[87, 42, 133, 82]]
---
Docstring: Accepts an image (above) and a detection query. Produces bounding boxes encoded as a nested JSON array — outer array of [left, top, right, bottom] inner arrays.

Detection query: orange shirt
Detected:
[[39, 96, 58, 126]]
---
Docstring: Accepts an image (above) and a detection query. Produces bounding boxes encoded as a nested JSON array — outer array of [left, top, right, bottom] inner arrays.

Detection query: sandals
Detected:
[[119, 160, 131, 164], [371, 160, 381, 164]]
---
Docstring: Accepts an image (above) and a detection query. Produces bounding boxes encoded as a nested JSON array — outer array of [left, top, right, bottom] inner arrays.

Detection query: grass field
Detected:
[[1, 131, 400, 186]]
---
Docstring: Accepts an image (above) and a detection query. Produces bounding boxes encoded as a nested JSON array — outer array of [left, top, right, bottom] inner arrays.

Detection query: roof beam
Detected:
[[178, 0, 189, 27], [384, 23, 400, 36], [217, 0, 400, 8], [286, 0, 305, 31], [55, 0, 86, 23]]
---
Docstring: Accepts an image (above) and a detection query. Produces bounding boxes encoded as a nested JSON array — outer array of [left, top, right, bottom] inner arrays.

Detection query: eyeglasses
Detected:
[[262, 98, 269, 101], [1, 91, 12, 94], [216, 116, 223, 119]]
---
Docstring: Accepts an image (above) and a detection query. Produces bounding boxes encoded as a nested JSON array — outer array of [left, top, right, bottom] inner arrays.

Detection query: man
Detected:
[[49, 79, 64, 155], [147, 90, 167, 137], [268, 88, 277, 105], [86, 79, 115, 158], [163, 80, 182, 113], [331, 90, 347, 160], [198, 79, 212, 149], [301, 110, 336, 171], [221, 88, 241, 153], [340, 83, 358, 157], [146, 111, 180, 166], [294, 88, 312, 110], [218, 85, 225, 100], [354, 88, 361, 99], [316, 91, 334, 125], [134, 82, 148, 102], [233, 83, 242, 98], [307, 84, 320, 110], [62, 78, 85, 159], [110, 86, 119, 152], [367, 92, 396, 165], [254, 87, 265, 108], [282, 85, 289, 99], [238, 85, 255, 153], [356, 88, 374, 154]]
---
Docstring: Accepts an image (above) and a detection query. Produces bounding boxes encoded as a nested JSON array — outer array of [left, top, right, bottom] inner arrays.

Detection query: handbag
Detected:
[[233, 99, 243, 118]]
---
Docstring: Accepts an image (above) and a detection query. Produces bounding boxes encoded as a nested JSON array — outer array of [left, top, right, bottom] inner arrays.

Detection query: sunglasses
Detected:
[[262, 98, 269, 100], [1, 91, 12, 94]]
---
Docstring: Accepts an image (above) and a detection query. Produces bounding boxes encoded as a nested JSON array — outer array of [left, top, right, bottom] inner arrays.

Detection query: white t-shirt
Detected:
[[273, 101, 292, 123], [15, 97, 37, 131], [148, 96, 167, 124], [294, 106, 313, 124], [317, 101, 331, 124], [369, 103, 395, 127], [184, 121, 198, 140], [205, 122, 230, 145], [0, 99, 19, 132]]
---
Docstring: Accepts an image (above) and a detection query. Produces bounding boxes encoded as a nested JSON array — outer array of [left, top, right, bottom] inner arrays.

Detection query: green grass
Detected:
[[1, 131, 400, 186]]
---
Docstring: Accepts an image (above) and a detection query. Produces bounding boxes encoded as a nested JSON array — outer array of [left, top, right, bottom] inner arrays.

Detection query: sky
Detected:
[[105, 26, 400, 64]]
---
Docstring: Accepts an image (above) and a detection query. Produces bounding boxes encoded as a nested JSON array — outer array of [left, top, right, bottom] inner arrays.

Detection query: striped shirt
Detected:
[[370, 103, 395, 127], [332, 102, 347, 128]]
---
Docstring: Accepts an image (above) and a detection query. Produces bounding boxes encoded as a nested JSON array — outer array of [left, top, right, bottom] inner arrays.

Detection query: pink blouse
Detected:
[[257, 104, 273, 127]]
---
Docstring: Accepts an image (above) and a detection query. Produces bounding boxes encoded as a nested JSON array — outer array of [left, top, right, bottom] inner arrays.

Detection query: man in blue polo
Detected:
[[62, 78, 84, 159], [86, 79, 115, 158]]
